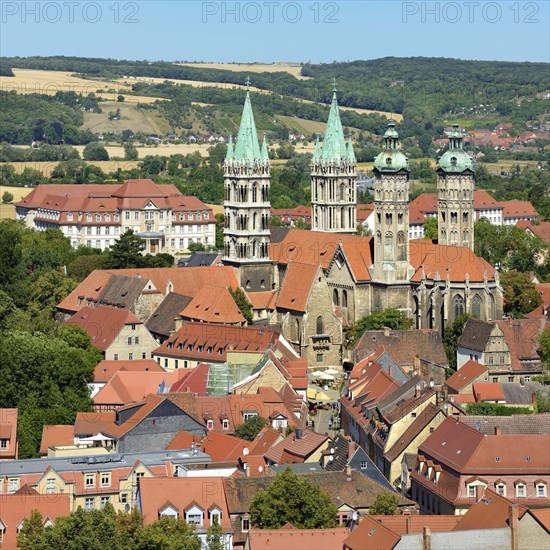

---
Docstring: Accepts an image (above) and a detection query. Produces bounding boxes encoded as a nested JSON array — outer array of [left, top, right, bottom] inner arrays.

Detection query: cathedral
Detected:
[[223, 84, 503, 367]]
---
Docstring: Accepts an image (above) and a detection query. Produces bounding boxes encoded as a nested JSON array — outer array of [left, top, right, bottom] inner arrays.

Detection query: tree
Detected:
[[539, 329, 550, 371], [67, 253, 108, 281], [104, 230, 145, 269], [2, 190, 13, 203], [500, 270, 542, 318], [228, 286, 253, 325], [117, 94, 125, 102], [249, 468, 338, 529], [124, 143, 138, 160], [188, 242, 206, 254], [233, 415, 266, 441], [536, 387, 550, 414], [369, 491, 399, 515], [205, 517, 227, 550], [422, 217, 438, 241], [83, 142, 109, 161], [344, 308, 413, 348], [443, 313, 470, 371]]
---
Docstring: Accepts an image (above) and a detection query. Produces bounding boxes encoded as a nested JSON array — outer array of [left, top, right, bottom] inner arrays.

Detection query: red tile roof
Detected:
[[371, 514, 461, 534], [93, 359, 162, 383], [40, 425, 74, 455], [517, 220, 550, 244], [0, 408, 17, 459], [200, 431, 252, 462], [170, 363, 210, 394], [165, 430, 202, 450], [264, 429, 328, 464], [247, 290, 278, 310], [499, 200, 538, 219], [248, 527, 351, 550], [180, 284, 245, 324], [153, 322, 280, 363], [530, 508, 550, 533], [446, 360, 488, 393], [343, 514, 400, 550], [138, 477, 231, 528], [357, 203, 375, 222], [472, 382, 506, 402], [474, 190, 501, 209], [496, 318, 546, 371], [64, 306, 142, 350], [276, 262, 318, 312]]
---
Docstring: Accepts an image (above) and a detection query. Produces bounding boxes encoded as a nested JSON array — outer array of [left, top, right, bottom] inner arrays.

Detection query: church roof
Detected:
[[438, 123, 475, 173], [374, 121, 409, 172], [233, 88, 262, 163], [321, 89, 349, 162]]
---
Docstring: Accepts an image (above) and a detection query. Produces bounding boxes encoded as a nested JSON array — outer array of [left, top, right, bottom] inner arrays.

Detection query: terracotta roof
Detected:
[[93, 370, 186, 407], [0, 492, 71, 550], [409, 240, 495, 283], [0, 408, 17, 458], [201, 431, 252, 462], [450, 393, 475, 405], [65, 306, 142, 351], [170, 363, 210, 394], [93, 359, 162, 383], [249, 427, 284, 456], [74, 411, 117, 437], [457, 318, 496, 352], [165, 430, 202, 450], [409, 193, 438, 215], [530, 508, 550, 533], [518, 221, 550, 244], [459, 413, 550, 435], [474, 190, 501, 210], [40, 425, 74, 455], [95, 274, 148, 310], [247, 527, 351, 550], [343, 514, 400, 550], [264, 429, 328, 464], [354, 329, 447, 367], [371, 514, 461, 534], [145, 292, 192, 338], [138, 477, 231, 528], [472, 382, 506, 402], [356, 203, 375, 222], [498, 200, 538, 219], [247, 290, 278, 310], [408, 203, 426, 225], [276, 262, 318, 312], [446, 360, 488, 392], [180, 285, 245, 324], [496, 318, 545, 371], [154, 322, 280, 363], [57, 270, 113, 313]]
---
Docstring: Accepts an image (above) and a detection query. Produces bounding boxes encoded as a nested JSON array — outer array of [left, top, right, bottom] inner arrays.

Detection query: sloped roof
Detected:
[[499, 382, 542, 404], [457, 318, 497, 352], [472, 382, 505, 402], [518, 220, 550, 244], [496, 318, 545, 371], [96, 274, 148, 310], [446, 360, 488, 392], [93, 359, 162, 383], [459, 413, 550, 435], [343, 514, 401, 550], [0, 408, 17, 457], [499, 200, 538, 218], [165, 430, 202, 450], [247, 290, 278, 311], [201, 431, 251, 462], [145, 292, 192, 338], [40, 425, 74, 455], [180, 285, 245, 324], [371, 514, 461, 534], [264, 429, 328, 464], [64, 306, 142, 351], [57, 270, 113, 313], [247, 527, 351, 550], [170, 363, 210, 394], [276, 262, 318, 312]]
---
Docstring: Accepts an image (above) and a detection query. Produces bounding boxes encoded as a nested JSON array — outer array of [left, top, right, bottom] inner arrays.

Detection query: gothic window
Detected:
[[333, 289, 339, 306], [471, 294, 482, 318], [253, 212, 257, 230], [453, 295, 465, 318], [340, 183, 344, 201], [398, 213, 404, 225], [385, 157, 392, 166], [376, 231, 382, 245], [463, 212, 468, 223], [252, 184, 258, 202], [451, 212, 458, 224], [441, 212, 446, 222], [340, 207, 345, 229], [450, 229, 458, 243], [342, 289, 348, 308], [397, 232, 406, 261], [385, 213, 393, 225], [377, 213, 382, 224], [384, 232, 393, 261], [316, 316, 324, 335], [463, 229, 469, 243], [450, 156, 457, 166]]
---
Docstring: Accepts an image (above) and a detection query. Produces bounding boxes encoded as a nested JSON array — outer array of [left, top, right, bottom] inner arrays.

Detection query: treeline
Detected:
[[0, 91, 101, 144]]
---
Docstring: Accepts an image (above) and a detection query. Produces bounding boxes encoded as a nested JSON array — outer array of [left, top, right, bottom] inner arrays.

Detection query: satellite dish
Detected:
[[243, 448, 249, 456]]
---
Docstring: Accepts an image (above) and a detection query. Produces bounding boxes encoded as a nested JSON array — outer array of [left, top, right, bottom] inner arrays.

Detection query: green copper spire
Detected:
[[438, 123, 474, 173], [374, 120, 409, 172], [225, 135, 234, 162], [233, 86, 262, 163], [321, 87, 348, 163], [347, 136, 356, 164], [313, 136, 321, 161], [260, 134, 269, 162]]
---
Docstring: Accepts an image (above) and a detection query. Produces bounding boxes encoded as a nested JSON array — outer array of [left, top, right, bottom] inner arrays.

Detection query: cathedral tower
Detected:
[[370, 121, 414, 284], [311, 85, 357, 233], [223, 82, 274, 292], [437, 123, 475, 250]]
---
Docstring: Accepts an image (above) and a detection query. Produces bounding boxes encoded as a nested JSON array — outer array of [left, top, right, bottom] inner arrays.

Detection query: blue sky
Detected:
[[1, 1, 549, 63]]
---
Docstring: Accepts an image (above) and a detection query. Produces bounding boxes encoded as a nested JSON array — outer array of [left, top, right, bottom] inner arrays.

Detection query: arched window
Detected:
[[342, 289, 348, 308], [471, 294, 482, 318], [333, 289, 339, 306], [397, 232, 406, 261], [454, 295, 465, 318], [384, 232, 393, 261], [316, 316, 324, 335]]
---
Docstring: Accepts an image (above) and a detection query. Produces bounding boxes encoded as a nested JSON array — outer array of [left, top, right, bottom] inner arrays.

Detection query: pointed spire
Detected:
[[313, 136, 321, 161], [261, 134, 269, 162], [347, 135, 356, 164], [321, 85, 348, 163], [233, 83, 262, 163], [225, 135, 234, 162]]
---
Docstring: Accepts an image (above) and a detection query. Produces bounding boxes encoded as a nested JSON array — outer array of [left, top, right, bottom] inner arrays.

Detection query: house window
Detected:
[[134, 212, 139, 221], [127, 337, 133, 346], [243, 412, 258, 421], [207, 419, 214, 430], [222, 419, 229, 430], [128, 353, 133, 360], [500, 356, 505, 364], [508, 376, 514, 382], [87, 213, 92, 222], [186, 511, 203, 526], [516, 484, 526, 498], [468, 485, 476, 498], [537, 484, 546, 498], [316, 316, 324, 335], [134, 336, 140, 345], [101, 473, 110, 487], [136, 472, 145, 478], [174, 360, 179, 370], [360, 461, 367, 469], [142, 352, 147, 359], [8, 478, 19, 492], [120, 493, 129, 504], [496, 484, 506, 496], [0, 439, 7, 449], [46, 478, 56, 494], [488, 356, 494, 365], [241, 518, 250, 531], [100, 496, 110, 509], [85, 474, 95, 488], [96, 214, 101, 222], [105, 213, 111, 221], [524, 376, 531, 382], [114, 354, 119, 361], [492, 377, 498, 383], [85, 497, 95, 512]]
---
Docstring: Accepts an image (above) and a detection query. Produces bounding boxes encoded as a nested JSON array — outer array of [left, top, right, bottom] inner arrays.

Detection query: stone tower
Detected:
[[437, 123, 475, 250], [370, 121, 414, 286], [223, 83, 274, 292], [311, 85, 357, 233]]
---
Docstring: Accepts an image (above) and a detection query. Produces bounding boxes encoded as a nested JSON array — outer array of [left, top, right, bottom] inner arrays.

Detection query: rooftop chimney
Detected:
[[348, 438, 356, 459], [422, 526, 431, 550], [346, 466, 352, 481], [384, 326, 391, 337], [495, 426, 501, 436], [509, 505, 519, 550], [406, 515, 413, 534], [295, 428, 303, 440], [414, 385, 421, 399]]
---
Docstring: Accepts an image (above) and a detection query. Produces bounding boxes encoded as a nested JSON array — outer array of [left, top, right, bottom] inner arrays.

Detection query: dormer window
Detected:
[[222, 419, 229, 430], [536, 483, 547, 498], [243, 411, 258, 421], [207, 419, 214, 430], [159, 505, 178, 519], [209, 507, 222, 525], [185, 505, 203, 526], [87, 213, 92, 222], [515, 482, 526, 498]]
